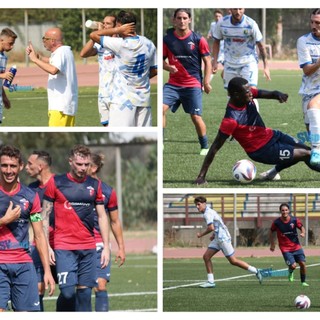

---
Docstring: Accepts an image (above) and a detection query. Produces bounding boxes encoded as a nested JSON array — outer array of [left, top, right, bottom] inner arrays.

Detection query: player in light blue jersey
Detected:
[[297, 9, 320, 165], [90, 11, 157, 127], [194, 196, 263, 288], [81, 15, 117, 127], [212, 8, 271, 111]]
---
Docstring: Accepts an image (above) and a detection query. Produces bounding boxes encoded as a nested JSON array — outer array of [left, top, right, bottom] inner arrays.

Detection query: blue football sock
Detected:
[[95, 290, 109, 312], [198, 135, 208, 149], [76, 287, 92, 312], [56, 286, 76, 311], [39, 294, 44, 311]]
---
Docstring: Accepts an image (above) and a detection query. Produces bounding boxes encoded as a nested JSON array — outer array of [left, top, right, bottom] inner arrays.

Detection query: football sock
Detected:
[[39, 294, 44, 311], [208, 273, 214, 283], [253, 98, 260, 113], [307, 108, 320, 148], [248, 266, 258, 274], [198, 135, 208, 149], [95, 290, 109, 312], [76, 287, 92, 311], [289, 268, 294, 274], [301, 274, 306, 283], [56, 286, 76, 311]]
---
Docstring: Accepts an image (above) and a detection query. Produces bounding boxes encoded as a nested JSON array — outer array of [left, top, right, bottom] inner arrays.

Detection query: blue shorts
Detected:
[[30, 244, 44, 283], [0, 263, 40, 311], [248, 130, 298, 164], [96, 246, 111, 281], [163, 84, 203, 115], [282, 248, 306, 266], [55, 249, 97, 289]]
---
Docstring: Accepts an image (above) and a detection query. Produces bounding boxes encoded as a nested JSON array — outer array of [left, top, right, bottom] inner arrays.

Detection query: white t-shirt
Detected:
[[297, 32, 320, 96], [213, 14, 262, 68], [48, 45, 78, 115], [203, 206, 231, 242], [101, 35, 157, 107]]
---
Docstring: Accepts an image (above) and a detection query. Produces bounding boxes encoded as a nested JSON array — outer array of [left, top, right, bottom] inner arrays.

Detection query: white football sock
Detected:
[[208, 273, 214, 283], [248, 266, 258, 274], [307, 108, 320, 148]]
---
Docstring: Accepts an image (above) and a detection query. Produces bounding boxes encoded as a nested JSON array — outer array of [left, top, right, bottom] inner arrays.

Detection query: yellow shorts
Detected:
[[48, 111, 75, 127]]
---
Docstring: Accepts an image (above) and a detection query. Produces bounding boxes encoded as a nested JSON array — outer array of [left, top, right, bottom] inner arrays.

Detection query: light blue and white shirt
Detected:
[[94, 43, 116, 100], [297, 32, 320, 96], [203, 206, 231, 242], [213, 14, 262, 68], [101, 35, 157, 107]]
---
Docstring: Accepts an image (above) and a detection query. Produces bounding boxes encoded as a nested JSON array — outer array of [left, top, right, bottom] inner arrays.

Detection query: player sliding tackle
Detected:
[[195, 77, 320, 185]]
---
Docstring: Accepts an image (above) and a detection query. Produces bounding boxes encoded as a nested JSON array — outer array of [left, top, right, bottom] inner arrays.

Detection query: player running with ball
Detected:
[[195, 196, 263, 288]]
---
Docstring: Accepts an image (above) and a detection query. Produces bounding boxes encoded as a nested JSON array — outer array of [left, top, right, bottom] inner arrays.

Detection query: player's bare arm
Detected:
[[110, 210, 126, 267], [80, 40, 98, 58], [0, 201, 21, 226], [269, 230, 276, 251], [257, 89, 288, 103], [211, 38, 220, 74], [90, 23, 135, 43], [31, 218, 55, 296], [26, 42, 59, 75], [202, 55, 212, 94], [302, 58, 320, 76], [41, 199, 55, 264], [195, 132, 228, 185], [96, 204, 111, 268], [163, 59, 178, 74], [197, 224, 214, 238], [257, 41, 271, 81]]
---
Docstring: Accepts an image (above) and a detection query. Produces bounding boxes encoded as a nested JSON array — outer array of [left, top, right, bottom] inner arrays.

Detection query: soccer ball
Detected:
[[294, 295, 311, 309], [232, 159, 256, 183]]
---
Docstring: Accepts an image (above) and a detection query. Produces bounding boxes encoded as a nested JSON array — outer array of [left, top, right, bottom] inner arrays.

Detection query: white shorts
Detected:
[[109, 104, 152, 127], [98, 97, 110, 126], [208, 238, 234, 257], [223, 61, 258, 89]]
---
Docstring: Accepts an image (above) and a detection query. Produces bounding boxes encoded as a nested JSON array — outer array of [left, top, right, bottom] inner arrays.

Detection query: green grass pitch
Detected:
[[39, 254, 156, 312], [3, 84, 157, 127], [163, 70, 319, 188], [163, 255, 320, 312]]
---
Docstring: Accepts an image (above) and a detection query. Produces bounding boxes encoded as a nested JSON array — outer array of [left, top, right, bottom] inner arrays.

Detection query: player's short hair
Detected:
[[228, 77, 248, 95], [279, 203, 290, 211], [0, 145, 23, 164], [311, 9, 320, 15], [194, 196, 207, 204], [32, 150, 52, 166], [214, 9, 224, 16], [70, 144, 91, 159], [174, 8, 192, 18], [117, 11, 136, 25], [0, 28, 17, 39], [91, 152, 105, 174]]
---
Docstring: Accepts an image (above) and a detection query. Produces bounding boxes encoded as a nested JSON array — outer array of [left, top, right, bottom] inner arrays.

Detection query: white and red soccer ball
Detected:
[[232, 159, 256, 183], [294, 295, 311, 309]]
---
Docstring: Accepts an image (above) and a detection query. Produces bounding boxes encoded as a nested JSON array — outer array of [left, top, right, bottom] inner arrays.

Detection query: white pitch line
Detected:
[[163, 263, 320, 291]]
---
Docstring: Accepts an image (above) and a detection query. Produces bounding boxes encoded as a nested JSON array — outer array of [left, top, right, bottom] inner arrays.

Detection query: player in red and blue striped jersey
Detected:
[[269, 203, 309, 287], [42, 145, 110, 312], [163, 8, 212, 156], [195, 77, 320, 184], [0, 145, 55, 311], [88, 153, 125, 312]]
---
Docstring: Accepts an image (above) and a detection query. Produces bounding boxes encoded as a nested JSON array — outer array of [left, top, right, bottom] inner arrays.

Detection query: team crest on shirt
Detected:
[[290, 223, 295, 229], [87, 186, 95, 197], [20, 198, 29, 211], [188, 41, 195, 50]]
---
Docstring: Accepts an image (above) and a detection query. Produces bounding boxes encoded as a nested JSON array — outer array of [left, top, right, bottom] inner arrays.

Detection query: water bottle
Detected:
[[85, 20, 99, 29], [3, 65, 17, 88]]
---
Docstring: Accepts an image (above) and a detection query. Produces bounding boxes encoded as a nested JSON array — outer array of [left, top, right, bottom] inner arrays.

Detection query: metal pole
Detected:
[[24, 9, 29, 67], [140, 8, 144, 36], [82, 9, 87, 64], [305, 194, 309, 246], [262, 9, 266, 41], [115, 146, 123, 225]]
